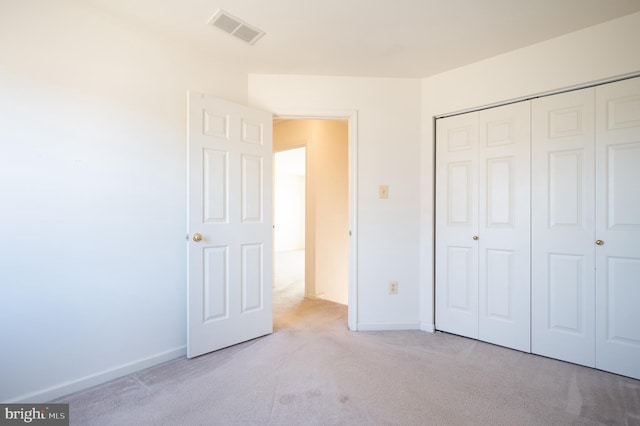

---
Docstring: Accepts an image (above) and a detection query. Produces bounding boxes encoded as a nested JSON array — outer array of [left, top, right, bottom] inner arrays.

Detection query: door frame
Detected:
[[271, 108, 359, 331]]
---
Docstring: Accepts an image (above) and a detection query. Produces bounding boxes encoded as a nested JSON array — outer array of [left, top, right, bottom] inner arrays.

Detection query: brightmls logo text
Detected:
[[4, 407, 45, 423], [0, 404, 68, 425]]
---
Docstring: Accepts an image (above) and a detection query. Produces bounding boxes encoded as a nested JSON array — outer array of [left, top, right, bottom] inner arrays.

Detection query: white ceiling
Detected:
[[88, 0, 640, 78]]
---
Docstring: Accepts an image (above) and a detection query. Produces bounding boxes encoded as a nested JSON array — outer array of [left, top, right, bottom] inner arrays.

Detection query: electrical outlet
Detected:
[[389, 281, 398, 294]]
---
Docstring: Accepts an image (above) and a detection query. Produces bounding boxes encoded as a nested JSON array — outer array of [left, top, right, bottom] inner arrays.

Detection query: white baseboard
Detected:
[[357, 322, 421, 331], [420, 322, 435, 333], [7, 346, 186, 403]]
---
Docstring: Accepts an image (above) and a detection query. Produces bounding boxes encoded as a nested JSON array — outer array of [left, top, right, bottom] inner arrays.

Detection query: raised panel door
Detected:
[[595, 77, 640, 379], [187, 93, 273, 358], [436, 112, 479, 339], [478, 101, 531, 352], [531, 88, 596, 367]]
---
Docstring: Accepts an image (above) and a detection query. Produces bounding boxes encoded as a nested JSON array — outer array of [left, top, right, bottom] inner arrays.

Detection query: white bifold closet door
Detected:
[[531, 87, 597, 367], [594, 78, 640, 379], [435, 111, 479, 339], [436, 101, 531, 352], [532, 77, 640, 379]]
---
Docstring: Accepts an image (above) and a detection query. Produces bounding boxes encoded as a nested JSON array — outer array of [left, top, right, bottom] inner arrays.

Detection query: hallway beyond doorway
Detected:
[[274, 249, 305, 297]]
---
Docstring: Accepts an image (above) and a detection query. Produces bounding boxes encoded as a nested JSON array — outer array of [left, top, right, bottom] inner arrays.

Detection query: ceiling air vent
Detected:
[[208, 9, 265, 45]]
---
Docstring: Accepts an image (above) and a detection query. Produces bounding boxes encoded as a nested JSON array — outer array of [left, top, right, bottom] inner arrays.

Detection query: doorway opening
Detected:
[[272, 119, 350, 320]]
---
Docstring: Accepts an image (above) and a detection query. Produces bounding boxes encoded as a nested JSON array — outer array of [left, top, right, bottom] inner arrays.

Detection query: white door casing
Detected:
[[435, 112, 480, 339], [531, 87, 596, 367], [594, 77, 640, 379], [187, 93, 273, 358], [478, 101, 531, 352]]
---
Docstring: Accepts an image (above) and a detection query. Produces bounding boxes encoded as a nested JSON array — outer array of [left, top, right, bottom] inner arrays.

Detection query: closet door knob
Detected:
[[596, 240, 604, 246], [192, 233, 203, 242], [473, 235, 479, 241]]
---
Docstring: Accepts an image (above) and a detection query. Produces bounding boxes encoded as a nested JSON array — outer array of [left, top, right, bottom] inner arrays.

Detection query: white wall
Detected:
[[420, 12, 640, 331], [274, 148, 306, 252], [250, 77, 422, 328], [313, 121, 349, 305], [0, 0, 247, 402]]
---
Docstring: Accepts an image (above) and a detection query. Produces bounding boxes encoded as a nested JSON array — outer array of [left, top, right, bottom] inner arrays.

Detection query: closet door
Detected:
[[478, 102, 531, 352], [435, 112, 479, 339], [595, 77, 640, 379], [531, 88, 596, 367]]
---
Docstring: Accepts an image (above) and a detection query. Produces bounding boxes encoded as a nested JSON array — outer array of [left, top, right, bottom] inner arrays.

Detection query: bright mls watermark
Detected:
[[0, 404, 68, 425]]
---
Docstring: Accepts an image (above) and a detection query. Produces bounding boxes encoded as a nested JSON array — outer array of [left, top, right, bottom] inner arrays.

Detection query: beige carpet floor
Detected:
[[56, 255, 640, 425]]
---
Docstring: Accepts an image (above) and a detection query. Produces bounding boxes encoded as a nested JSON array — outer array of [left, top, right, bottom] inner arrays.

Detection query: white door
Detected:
[[478, 101, 531, 352], [595, 77, 640, 379], [436, 103, 531, 351], [531, 87, 596, 367], [435, 112, 480, 339], [187, 93, 273, 358]]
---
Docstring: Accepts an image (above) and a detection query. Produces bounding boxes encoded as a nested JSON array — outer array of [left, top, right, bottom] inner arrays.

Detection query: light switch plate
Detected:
[[379, 185, 389, 199]]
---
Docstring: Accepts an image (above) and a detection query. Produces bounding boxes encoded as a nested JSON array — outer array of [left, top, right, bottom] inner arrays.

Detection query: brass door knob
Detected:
[[192, 233, 203, 242], [473, 235, 479, 240], [596, 240, 604, 246]]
